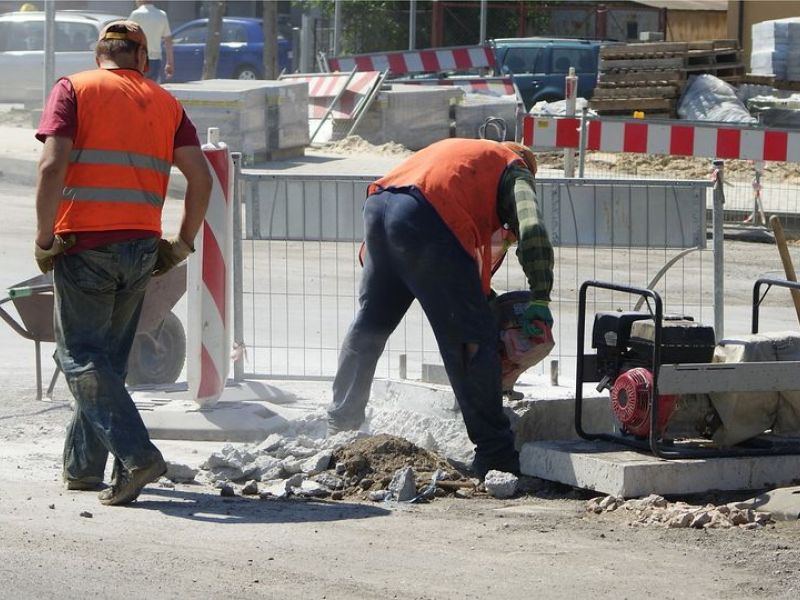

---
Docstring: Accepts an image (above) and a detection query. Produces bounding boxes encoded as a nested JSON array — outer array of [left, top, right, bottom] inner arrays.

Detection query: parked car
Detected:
[[0, 10, 124, 103], [169, 17, 291, 82], [490, 38, 604, 110]]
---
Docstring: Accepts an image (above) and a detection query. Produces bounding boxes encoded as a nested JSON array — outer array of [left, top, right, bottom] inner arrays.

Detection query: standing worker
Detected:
[[129, 0, 174, 82], [34, 20, 211, 505], [328, 138, 554, 477]]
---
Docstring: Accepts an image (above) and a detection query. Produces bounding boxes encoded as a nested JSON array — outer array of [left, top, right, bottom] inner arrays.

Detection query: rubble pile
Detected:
[[195, 427, 482, 502], [586, 493, 773, 529]]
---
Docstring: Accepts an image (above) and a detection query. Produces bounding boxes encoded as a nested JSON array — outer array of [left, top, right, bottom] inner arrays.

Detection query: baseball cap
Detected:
[[98, 19, 148, 51]]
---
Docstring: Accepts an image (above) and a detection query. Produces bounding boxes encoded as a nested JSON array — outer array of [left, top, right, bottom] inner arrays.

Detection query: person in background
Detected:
[[327, 138, 554, 478], [34, 20, 211, 505], [129, 0, 174, 82]]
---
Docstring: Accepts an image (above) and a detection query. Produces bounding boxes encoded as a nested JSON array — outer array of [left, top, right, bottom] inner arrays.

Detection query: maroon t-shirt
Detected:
[[36, 71, 201, 253]]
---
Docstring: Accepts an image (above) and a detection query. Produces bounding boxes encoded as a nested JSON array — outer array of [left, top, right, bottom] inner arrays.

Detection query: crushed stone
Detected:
[[320, 135, 413, 158], [586, 493, 774, 529]]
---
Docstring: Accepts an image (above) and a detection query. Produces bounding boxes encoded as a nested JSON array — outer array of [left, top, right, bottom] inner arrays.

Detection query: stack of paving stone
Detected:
[[592, 40, 744, 117], [341, 83, 463, 150], [165, 79, 309, 164]]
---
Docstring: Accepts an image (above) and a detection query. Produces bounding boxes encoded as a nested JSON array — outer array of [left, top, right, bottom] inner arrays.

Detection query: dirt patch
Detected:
[[320, 135, 413, 157], [330, 433, 468, 498], [537, 150, 800, 184]]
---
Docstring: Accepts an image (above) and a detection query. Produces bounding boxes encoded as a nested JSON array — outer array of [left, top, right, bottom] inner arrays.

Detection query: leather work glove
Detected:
[[520, 300, 553, 337], [152, 235, 194, 277], [34, 234, 76, 274]]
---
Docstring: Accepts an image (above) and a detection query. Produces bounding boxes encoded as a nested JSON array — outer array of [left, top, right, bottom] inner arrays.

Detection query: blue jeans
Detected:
[[145, 58, 162, 82], [55, 237, 163, 483], [329, 190, 517, 468]]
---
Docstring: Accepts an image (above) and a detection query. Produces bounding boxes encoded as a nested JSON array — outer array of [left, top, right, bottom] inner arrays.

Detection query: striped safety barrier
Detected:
[[394, 76, 515, 97], [281, 71, 382, 119], [187, 133, 234, 407], [326, 45, 495, 76], [522, 115, 800, 163]]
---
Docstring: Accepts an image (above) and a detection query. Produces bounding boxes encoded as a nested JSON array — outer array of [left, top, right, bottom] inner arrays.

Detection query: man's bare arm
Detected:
[[172, 145, 212, 245], [35, 136, 72, 248], [163, 36, 174, 79]]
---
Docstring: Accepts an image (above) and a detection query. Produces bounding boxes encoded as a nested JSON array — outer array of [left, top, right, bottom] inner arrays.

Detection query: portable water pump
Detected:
[[591, 311, 715, 437]]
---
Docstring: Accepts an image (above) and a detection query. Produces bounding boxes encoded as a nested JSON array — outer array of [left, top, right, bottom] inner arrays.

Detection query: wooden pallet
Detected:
[[600, 42, 688, 59], [598, 69, 686, 84], [592, 86, 679, 100], [589, 97, 675, 112], [599, 56, 686, 70]]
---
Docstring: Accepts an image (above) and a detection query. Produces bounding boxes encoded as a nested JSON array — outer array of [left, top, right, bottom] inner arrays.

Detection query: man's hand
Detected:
[[520, 300, 553, 337], [152, 235, 193, 277], [163, 62, 174, 80], [34, 234, 76, 273]]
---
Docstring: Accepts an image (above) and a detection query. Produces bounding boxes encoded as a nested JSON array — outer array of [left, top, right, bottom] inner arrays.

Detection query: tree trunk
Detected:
[[262, 0, 278, 79], [203, 1, 225, 80]]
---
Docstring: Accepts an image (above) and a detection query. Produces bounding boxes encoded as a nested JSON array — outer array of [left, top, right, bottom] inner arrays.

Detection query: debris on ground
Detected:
[[586, 493, 774, 529], [484, 470, 519, 499], [320, 135, 413, 157]]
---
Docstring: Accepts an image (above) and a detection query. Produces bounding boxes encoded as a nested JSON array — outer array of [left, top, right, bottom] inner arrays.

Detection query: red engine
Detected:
[[610, 368, 677, 437]]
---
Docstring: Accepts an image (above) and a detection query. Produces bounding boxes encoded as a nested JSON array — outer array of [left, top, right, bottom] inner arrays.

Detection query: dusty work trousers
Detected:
[[55, 238, 164, 484], [329, 190, 518, 470]]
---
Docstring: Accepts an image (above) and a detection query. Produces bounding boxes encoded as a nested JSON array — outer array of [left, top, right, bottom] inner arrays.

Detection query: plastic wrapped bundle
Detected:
[[678, 74, 757, 124], [750, 18, 800, 79]]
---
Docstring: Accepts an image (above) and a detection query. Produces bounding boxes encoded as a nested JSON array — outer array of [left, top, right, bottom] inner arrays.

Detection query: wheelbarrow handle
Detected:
[[8, 284, 53, 299]]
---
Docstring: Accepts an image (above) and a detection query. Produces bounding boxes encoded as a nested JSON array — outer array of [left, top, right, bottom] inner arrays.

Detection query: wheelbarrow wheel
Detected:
[[126, 311, 186, 386]]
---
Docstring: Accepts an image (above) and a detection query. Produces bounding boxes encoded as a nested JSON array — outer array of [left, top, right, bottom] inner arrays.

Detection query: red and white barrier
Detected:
[[281, 71, 382, 119], [187, 130, 234, 407], [326, 45, 495, 76], [522, 115, 800, 163]]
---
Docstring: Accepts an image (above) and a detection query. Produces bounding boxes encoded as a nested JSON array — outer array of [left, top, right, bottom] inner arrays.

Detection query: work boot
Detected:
[[98, 458, 167, 506], [65, 478, 105, 491], [326, 418, 360, 437], [470, 452, 521, 480]]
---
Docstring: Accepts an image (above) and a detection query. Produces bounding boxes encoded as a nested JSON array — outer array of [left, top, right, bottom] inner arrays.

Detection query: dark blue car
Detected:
[[169, 17, 291, 82]]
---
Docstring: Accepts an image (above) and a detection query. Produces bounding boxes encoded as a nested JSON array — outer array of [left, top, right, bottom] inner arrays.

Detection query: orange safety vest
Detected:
[[368, 138, 523, 294], [54, 68, 184, 235]]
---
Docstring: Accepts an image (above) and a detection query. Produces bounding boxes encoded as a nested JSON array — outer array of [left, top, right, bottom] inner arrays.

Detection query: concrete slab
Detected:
[[132, 380, 326, 443], [520, 439, 800, 498], [741, 485, 800, 520]]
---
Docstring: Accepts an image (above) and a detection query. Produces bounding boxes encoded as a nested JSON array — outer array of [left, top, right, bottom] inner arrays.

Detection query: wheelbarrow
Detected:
[[0, 264, 187, 401]]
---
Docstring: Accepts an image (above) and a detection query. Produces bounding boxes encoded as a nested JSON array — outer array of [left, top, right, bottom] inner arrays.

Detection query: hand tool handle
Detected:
[[769, 215, 800, 326]]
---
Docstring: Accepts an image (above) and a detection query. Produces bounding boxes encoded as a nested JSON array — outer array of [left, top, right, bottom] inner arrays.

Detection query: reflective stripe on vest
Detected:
[[62, 185, 163, 207], [369, 138, 521, 294], [70, 149, 172, 175]]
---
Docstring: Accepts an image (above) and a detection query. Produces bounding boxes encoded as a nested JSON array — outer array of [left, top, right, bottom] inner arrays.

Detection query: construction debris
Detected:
[[484, 470, 519, 499], [586, 493, 774, 529]]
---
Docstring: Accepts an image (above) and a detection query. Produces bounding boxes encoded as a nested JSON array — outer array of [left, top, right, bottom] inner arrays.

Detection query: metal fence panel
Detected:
[[239, 171, 713, 381]]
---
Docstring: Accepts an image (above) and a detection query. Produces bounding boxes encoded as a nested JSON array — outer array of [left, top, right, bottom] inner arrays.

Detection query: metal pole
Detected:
[[232, 153, 245, 382], [409, 0, 417, 50], [300, 13, 314, 73], [713, 159, 725, 341], [577, 106, 588, 178], [479, 0, 487, 44], [564, 66, 577, 177], [43, 0, 55, 107], [333, 0, 342, 56]]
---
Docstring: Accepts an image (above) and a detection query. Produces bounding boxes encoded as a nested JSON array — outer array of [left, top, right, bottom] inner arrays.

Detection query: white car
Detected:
[[0, 10, 124, 104]]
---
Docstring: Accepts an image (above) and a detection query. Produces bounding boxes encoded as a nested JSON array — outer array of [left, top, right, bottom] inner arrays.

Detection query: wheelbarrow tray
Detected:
[[0, 264, 187, 399]]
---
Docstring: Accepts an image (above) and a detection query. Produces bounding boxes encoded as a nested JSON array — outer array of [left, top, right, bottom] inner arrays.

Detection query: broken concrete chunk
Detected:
[[241, 480, 260, 496], [165, 461, 198, 483], [296, 480, 330, 498], [484, 470, 518, 499], [259, 479, 289, 499], [302, 450, 333, 475], [599, 495, 621, 511], [218, 482, 236, 497], [255, 433, 285, 454], [388, 466, 417, 502], [368, 489, 390, 502], [690, 511, 712, 529], [312, 472, 344, 491], [281, 457, 304, 475]]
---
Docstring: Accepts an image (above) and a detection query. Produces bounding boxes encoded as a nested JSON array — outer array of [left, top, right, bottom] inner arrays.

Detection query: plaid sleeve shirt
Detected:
[[496, 164, 554, 302]]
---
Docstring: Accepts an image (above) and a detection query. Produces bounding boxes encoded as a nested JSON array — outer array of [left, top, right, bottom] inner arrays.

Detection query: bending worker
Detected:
[[328, 138, 554, 477], [34, 20, 211, 505]]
